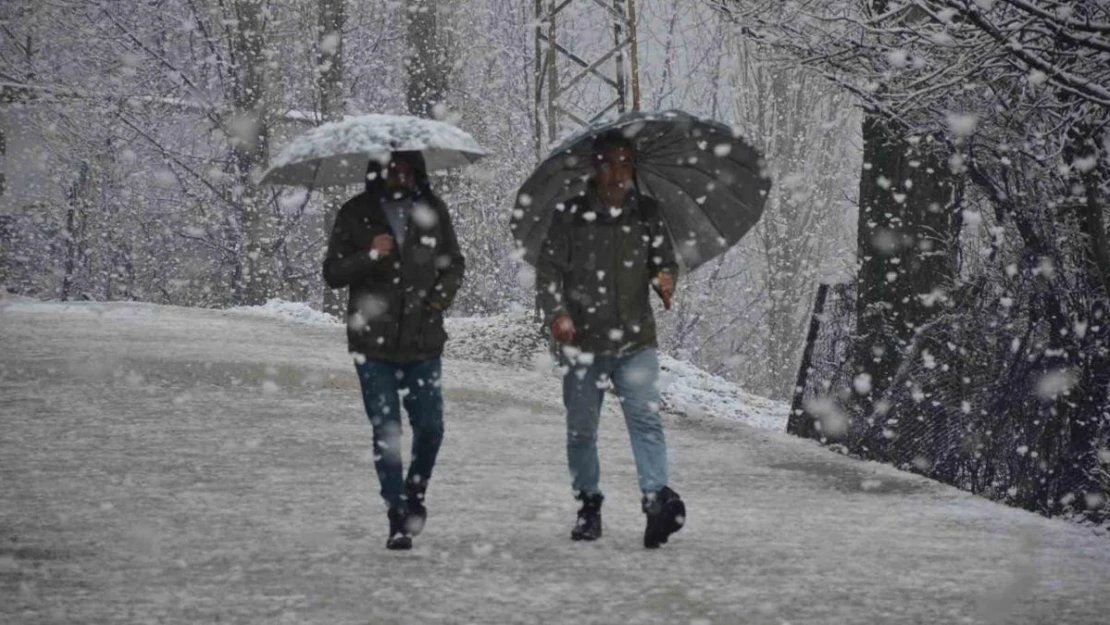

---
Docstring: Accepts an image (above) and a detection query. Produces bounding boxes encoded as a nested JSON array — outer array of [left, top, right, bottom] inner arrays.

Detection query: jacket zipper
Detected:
[[394, 203, 422, 354], [612, 224, 621, 330]]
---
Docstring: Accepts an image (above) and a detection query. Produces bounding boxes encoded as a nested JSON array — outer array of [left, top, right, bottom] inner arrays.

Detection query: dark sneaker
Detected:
[[405, 480, 427, 536], [642, 486, 685, 549], [571, 492, 604, 541], [386, 506, 412, 550]]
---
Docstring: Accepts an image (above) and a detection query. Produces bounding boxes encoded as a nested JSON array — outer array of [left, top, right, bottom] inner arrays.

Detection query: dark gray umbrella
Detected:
[[510, 110, 771, 271]]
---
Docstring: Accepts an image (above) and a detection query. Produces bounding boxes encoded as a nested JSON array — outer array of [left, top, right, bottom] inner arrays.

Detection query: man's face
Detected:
[[593, 146, 635, 194], [385, 158, 415, 192]]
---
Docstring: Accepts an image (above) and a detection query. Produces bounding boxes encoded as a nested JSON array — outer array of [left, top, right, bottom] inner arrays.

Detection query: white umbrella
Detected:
[[261, 114, 487, 188]]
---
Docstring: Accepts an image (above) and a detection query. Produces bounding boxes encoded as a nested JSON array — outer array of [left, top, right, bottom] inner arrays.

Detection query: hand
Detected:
[[654, 272, 674, 310], [368, 233, 395, 259], [551, 312, 576, 344]]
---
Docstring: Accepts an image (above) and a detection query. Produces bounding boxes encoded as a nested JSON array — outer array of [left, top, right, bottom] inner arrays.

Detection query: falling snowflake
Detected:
[[946, 113, 979, 138], [414, 203, 439, 228], [886, 49, 909, 68], [321, 32, 341, 54], [1073, 155, 1099, 173], [803, 397, 849, 437], [1036, 369, 1076, 400]]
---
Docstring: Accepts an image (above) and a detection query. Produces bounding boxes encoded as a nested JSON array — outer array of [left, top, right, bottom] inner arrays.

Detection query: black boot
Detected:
[[405, 479, 427, 537], [386, 505, 412, 551], [642, 486, 684, 549], [570, 492, 604, 541]]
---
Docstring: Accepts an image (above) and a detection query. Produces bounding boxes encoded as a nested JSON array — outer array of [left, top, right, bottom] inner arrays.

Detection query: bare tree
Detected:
[[405, 0, 447, 118], [317, 0, 347, 317], [226, 0, 277, 305]]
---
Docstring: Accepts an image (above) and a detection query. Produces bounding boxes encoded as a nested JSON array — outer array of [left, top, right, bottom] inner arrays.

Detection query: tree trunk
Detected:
[[852, 114, 960, 437], [0, 106, 6, 200], [61, 162, 91, 301], [318, 0, 347, 318], [1051, 116, 1110, 514], [405, 0, 446, 117], [231, 0, 274, 306]]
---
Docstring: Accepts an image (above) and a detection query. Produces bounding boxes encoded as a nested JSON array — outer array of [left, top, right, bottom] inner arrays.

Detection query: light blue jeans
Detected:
[[562, 347, 669, 496]]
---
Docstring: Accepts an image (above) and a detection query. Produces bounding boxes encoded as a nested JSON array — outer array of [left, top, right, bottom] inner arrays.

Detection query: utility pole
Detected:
[[533, 0, 641, 159]]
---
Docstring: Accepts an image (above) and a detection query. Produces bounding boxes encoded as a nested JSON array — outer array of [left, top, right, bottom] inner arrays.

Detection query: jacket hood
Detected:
[[365, 151, 430, 198]]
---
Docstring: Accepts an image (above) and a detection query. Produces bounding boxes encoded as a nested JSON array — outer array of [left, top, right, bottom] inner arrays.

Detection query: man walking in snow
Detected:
[[535, 130, 685, 548], [323, 151, 465, 550]]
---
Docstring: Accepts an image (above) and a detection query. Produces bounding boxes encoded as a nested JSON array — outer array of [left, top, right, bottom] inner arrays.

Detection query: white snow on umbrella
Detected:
[[261, 114, 487, 188]]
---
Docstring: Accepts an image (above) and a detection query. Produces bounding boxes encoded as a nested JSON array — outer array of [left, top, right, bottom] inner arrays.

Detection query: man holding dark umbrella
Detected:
[[535, 130, 686, 548], [323, 151, 465, 550]]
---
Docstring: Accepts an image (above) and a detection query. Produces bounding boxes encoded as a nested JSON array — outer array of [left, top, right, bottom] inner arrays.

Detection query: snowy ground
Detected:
[[2, 300, 1109, 625]]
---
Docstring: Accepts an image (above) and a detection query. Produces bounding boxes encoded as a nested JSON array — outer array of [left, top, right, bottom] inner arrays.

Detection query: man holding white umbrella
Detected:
[[265, 115, 483, 550], [323, 150, 463, 550]]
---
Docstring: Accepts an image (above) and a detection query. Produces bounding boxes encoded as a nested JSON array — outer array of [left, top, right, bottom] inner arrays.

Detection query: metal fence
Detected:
[[788, 281, 1109, 522]]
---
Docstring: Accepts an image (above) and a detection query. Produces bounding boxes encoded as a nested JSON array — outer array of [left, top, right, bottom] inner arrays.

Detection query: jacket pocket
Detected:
[[420, 305, 448, 353]]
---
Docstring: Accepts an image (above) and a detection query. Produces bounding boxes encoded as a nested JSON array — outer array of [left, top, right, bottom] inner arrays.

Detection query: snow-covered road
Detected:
[[2, 301, 1108, 624]]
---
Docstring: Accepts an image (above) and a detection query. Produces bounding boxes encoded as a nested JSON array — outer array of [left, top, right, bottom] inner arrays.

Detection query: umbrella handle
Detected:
[[653, 283, 673, 310]]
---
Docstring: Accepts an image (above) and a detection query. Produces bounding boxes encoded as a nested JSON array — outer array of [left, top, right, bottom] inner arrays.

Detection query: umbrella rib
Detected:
[[650, 160, 763, 211], [639, 125, 762, 176], [310, 158, 326, 189], [639, 129, 688, 159], [638, 164, 734, 245], [650, 157, 764, 182]]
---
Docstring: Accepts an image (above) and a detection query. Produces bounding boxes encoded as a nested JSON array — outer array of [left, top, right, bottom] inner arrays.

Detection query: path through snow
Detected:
[[1, 301, 1108, 624]]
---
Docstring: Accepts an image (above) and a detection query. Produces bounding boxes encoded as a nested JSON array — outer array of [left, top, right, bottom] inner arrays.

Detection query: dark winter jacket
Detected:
[[323, 153, 465, 363], [535, 187, 678, 355]]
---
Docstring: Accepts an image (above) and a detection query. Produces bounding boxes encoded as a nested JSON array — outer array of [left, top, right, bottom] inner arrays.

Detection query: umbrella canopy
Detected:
[[261, 114, 486, 188], [510, 110, 771, 271]]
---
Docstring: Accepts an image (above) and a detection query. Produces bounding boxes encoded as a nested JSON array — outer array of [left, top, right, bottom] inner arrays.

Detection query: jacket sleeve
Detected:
[[643, 197, 679, 284], [535, 213, 572, 324], [427, 200, 466, 310], [322, 208, 381, 290]]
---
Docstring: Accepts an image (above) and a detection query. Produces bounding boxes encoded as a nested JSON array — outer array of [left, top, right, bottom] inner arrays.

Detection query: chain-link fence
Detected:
[[788, 283, 856, 439], [789, 281, 1110, 523]]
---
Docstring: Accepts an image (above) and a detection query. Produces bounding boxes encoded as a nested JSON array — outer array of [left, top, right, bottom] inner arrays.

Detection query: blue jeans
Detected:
[[562, 347, 669, 496], [355, 358, 444, 508]]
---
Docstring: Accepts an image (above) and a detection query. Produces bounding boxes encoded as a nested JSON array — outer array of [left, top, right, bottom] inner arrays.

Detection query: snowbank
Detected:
[[658, 355, 788, 431], [227, 299, 342, 326], [443, 311, 548, 367], [190, 300, 792, 431]]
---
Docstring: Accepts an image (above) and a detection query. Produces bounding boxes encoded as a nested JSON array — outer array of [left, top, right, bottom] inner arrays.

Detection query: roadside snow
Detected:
[[444, 311, 548, 367], [227, 299, 341, 326], [442, 310, 788, 431], [658, 355, 787, 430]]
